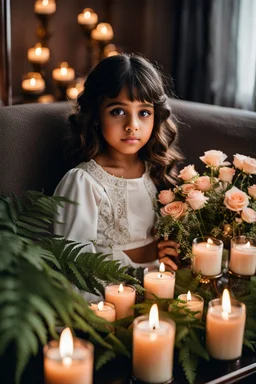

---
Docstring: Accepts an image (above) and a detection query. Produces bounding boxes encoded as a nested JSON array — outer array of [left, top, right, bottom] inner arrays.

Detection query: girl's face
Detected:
[[99, 86, 154, 158]]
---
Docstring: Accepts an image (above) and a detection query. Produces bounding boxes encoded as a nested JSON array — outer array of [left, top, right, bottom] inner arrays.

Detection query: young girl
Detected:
[[54, 53, 182, 271]]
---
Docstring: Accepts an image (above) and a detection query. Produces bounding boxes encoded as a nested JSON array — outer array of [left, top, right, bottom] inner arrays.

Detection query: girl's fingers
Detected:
[[158, 247, 179, 258], [158, 240, 180, 249]]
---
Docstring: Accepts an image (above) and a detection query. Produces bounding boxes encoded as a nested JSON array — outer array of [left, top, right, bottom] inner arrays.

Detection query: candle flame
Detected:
[[245, 241, 250, 248], [60, 67, 68, 76], [59, 328, 73, 366], [35, 47, 42, 56], [221, 289, 231, 320], [84, 10, 91, 19], [159, 262, 165, 273], [206, 238, 214, 248], [187, 290, 192, 301], [97, 301, 104, 311], [149, 304, 159, 330], [30, 78, 36, 87], [42, 0, 49, 6], [118, 283, 124, 293], [100, 25, 108, 34]]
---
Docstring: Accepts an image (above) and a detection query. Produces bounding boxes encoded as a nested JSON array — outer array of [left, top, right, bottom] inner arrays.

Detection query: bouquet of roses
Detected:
[[155, 150, 256, 259]]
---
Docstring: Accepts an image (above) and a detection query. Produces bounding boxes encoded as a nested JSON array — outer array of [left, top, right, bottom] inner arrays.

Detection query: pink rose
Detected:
[[160, 201, 188, 220], [248, 185, 256, 199], [195, 176, 211, 191], [186, 190, 209, 210], [224, 186, 249, 212], [180, 183, 196, 195], [158, 189, 175, 205], [178, 165, 198, 181], [233, 154, 247, 170], [243, 157, 256, 174], [218, 167, 235, 182], [241, 207, 256, 223], [200, 150, 228, 167]]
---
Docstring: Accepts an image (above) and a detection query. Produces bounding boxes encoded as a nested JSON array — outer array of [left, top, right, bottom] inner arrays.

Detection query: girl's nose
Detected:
[[125, 115, 139, 131]]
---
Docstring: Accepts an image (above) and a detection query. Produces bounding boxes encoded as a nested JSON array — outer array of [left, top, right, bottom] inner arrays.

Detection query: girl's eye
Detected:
[[139, 110, 151, 117], [110, 108, 125, 116]]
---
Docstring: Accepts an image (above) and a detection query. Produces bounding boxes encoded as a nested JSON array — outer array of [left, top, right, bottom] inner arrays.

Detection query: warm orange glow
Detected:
[[35, 47, 42, 56], [30, 78, 36, 86], [221, 289, 231, 320], [59, 328, 73, 366], [149, 303, 159, 330], [187, 290, 192, 301], [118, 283, 124, 293]]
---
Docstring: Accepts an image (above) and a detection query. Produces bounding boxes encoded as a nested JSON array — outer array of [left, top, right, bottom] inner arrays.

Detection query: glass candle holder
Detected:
[[144, 266, 175, 300], [229, 236, 256, 276], [105, 283, 136, 320], [89, 300, 116, 322], [192, 237, 223, 277], [132, 311, 175, 384], [206, 298, 246, 360], [44, 338, 94, 384], [177, 292, 204, 319]]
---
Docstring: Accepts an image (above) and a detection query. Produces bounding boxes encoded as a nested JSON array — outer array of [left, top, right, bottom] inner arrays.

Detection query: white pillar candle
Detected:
[[77, 8, 98, 26], [89, 300, 116, 322], [34, 0, 56, 15], [229, 236, 256, 276], [28, 43, 50, 64], [44, 328, 94, 384], [91, 23, 114, 41], [192, 237, 223, 276], [206, 289, 246, 360], [52, 62, 75, 83], [144, 262, 175, 300], [133, 304, 176, 383], [178, 291, 204, 319], [105, 283, 136, 320]]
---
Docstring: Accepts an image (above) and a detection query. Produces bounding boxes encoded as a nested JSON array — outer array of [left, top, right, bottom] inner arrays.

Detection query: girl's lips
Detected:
[[121, 136, 139, 141]]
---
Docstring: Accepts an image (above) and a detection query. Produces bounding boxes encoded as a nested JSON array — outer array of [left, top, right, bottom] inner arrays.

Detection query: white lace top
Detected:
[[54, 159, 158, 268]]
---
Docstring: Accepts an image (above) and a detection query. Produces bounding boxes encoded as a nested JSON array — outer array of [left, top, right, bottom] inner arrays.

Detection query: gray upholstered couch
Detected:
[[0, 99, 256, 196]]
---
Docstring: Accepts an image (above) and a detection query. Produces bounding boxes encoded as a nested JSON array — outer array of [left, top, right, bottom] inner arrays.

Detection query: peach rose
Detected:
[[160, 201, 188, 220], [243, 157, 256, 174], [178, 165, 198, 181], [200, 150, 228, 167], [233, 154, 248, 170], [241, 207, 256, 223], [186, 190, 209, 210], [180, 183, 196, 195], [248, 185, 256, 199], [224, 186, 249, 212], [194, 176, 211, 191], [158, 189, 175, 205], [218, 167, 235, 182]]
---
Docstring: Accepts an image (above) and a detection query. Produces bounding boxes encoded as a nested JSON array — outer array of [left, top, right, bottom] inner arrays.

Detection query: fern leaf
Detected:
[[179, 345, 198, 384], [95, 350, 116, 371]]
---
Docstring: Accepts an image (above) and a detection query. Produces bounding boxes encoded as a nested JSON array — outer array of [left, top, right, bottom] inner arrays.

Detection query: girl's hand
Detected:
[[157, 239, 180, 271]]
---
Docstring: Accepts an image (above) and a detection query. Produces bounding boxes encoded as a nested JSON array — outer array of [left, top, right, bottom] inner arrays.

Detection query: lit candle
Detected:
[[27, 43, 50, 64], [192, 237, 223, 276], [22, 74, 45, 94], [105, 283, 136, 320], [38, 94, 55, 103], [229, 236, 256, 276], [178, 290, 204, 319], [52, 62, 75, 83], [133, 304, 176, 383], [44, 328, 94, 384], [89, 300, 116, 322], [77, 8, 98, 26], [206, 289, 246, 360], [144, 262, 175, 300], [91, 23, 114, 42], [34, 0, 56, 15], [66, 82, 84, 100]]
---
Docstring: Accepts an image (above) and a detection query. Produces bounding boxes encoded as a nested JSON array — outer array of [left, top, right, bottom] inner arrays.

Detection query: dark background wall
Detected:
[[11, 0, 177, 102]]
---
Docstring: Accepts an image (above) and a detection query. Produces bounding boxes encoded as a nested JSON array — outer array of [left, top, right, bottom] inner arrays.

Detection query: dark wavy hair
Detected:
[[66, 53, 183, 189]]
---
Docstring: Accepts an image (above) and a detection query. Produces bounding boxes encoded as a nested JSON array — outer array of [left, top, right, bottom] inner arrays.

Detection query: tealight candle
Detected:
[[34, 0, 56, 15], [77, 8, 98, 27], [66, 81, 84, 100], [52, 62, 75, 83], [27, 43, 50, 64], [206, 289, 246, 360], [229, 236, 256, 276], [89, 300, 116, 322], [44, 328, 94, 384], [192, 237, 223, 276], [38, 94, 55, 103], [178, 290, 204, 319], [91, 23, 114, 42], [22, 74, 45, 94], [144, 262, 175, 300], [133, 304, 176, 383], [105, 283, 136, 320]]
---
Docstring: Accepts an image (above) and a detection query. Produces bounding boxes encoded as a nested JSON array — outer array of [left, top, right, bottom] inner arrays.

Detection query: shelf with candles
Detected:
[[34, 0, 56, 47]]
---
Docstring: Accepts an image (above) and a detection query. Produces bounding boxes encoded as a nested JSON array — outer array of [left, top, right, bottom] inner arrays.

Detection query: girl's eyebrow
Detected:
[[105, 101, 154, 108]]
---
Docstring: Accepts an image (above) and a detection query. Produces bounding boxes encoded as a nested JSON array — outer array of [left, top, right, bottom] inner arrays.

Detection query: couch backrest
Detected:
[[0, 99, 256, 196]]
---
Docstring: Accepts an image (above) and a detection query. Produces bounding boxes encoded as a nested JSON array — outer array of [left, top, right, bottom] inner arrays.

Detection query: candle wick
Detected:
[[160, 273, 162, 278], [153, 326, 156, 330]]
